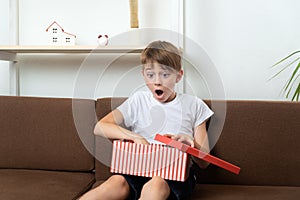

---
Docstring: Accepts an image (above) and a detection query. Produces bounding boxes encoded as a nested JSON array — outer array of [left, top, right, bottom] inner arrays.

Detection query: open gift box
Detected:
[[110, 135, 240, 182]]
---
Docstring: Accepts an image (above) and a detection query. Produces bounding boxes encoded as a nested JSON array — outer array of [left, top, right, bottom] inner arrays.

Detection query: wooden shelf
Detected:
[[0, 45, 144, 61], [0, 45, 144, 54]]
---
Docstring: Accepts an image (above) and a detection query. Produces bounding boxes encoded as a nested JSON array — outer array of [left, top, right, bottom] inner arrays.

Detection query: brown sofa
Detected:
[[0, 95, 299, 199]]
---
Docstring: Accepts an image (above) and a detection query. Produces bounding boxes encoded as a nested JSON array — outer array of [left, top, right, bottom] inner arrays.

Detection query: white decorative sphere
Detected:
[[97, 35, 108, 46]]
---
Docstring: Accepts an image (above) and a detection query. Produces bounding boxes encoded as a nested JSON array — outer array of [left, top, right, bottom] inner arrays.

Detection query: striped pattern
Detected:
[[110, 140, 188, 182]]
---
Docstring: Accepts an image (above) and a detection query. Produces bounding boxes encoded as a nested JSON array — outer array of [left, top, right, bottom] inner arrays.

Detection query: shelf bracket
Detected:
[[0, 52, 16, 61], [9, 61, 19, 96]]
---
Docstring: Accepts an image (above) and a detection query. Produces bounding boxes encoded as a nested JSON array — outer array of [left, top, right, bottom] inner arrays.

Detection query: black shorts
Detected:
[[121, 168, 196, 200]]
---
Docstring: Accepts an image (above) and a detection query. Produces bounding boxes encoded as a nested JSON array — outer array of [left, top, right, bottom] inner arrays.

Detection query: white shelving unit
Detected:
[[0, 45, 143, 95]]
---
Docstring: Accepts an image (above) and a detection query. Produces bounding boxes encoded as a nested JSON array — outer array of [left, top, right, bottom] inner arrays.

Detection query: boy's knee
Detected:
[[151, 176, 169, 187], [103, 175, 130, 195], [142, 176, 170, 194], [109, 175, 128, 185]]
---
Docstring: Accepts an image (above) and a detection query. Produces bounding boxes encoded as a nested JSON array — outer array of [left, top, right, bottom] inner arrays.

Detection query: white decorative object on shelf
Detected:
[[46, 21, 76, 46], [97, 35, 108, 46]]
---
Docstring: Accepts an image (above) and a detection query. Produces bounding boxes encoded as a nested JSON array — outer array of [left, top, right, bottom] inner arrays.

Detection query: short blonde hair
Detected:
[[141, 41, 182, 72]]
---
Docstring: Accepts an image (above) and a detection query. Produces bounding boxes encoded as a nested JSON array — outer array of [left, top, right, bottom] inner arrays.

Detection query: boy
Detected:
[[80, 40, 213, 200]]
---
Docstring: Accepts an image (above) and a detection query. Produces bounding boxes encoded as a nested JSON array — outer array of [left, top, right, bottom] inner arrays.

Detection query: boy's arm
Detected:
[[94, 109, 149, 145], [193, 122, 210, 169]]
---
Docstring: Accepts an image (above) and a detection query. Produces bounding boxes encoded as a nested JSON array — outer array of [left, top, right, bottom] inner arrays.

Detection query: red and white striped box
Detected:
[[110, 140, 188, 182]]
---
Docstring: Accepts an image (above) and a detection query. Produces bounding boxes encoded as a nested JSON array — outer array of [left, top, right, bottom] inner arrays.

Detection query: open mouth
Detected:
[[155, 89, 164, 96]]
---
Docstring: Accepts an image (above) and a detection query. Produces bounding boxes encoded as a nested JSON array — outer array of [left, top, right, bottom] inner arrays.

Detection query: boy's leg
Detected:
[[139, 176, 170, 200], [79, 175, 130, 200]]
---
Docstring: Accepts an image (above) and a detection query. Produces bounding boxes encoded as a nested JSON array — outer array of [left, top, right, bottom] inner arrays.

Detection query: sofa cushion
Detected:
[[0, 169, 95, 200], [0, 96, 96, 171], [191, 184, 300, 200], [197, 101, 300, 186], [90, 182, 300, 200]]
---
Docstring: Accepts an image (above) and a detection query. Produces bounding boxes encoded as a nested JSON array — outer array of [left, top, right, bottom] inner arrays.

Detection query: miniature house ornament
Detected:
[[46, 21, 76, 46], [97, 35, 108, 46]]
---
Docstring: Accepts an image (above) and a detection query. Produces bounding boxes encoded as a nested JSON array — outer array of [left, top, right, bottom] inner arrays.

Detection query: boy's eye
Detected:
[[162, 73, 170, 78], [147, 73, 154, 78]]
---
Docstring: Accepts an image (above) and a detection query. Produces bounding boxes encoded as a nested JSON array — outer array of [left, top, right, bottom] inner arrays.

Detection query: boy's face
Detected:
[[142, 62, 183, 103]]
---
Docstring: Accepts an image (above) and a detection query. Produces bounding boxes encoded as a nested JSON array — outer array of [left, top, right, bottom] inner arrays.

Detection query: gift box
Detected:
[[110, 140, 188, 181]]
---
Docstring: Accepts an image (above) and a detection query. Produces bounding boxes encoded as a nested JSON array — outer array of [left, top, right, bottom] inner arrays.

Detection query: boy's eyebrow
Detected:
[[160, 65, 174, 72], [144, 63, 173, 70], [144, 66, 153, 69], [143, 64, 154, 70]]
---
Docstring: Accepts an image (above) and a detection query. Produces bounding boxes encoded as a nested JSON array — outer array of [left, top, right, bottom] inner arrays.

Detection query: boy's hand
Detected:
[[164, 133, 195, 147], [132, 135, 149, 145]]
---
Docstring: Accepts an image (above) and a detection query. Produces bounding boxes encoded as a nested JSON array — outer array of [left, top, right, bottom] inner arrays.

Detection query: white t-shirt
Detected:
[[117, 91, 214, 144]]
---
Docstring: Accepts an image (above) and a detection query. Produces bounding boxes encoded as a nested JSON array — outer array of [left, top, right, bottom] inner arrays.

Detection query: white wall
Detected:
[[18, 0, 129, 45], [1, 0, 299, 100], [185, 0, 300, 100]]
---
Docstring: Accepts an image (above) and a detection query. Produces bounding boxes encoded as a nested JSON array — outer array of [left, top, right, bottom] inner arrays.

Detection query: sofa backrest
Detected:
[[0, 96, 96, 172], [94, 98, 300, 187], [95, 98, 127, 181], [197, 100, 300, 187]]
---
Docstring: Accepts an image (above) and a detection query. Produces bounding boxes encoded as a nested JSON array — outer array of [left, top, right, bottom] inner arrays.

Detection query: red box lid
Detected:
[[154, 134, 241, 175]]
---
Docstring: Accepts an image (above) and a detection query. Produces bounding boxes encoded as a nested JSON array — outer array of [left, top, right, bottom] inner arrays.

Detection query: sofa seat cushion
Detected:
[[192, 184, 300, 200], [91, 182, 299, 199], [0, 169, 95, 200]]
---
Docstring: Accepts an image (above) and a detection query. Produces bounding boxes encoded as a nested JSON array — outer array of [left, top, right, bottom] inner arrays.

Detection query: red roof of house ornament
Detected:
[[46, 21, 76, 38]]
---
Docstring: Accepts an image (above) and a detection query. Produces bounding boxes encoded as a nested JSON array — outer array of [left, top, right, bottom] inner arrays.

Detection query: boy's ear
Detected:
[[176, 70, 184, 83]]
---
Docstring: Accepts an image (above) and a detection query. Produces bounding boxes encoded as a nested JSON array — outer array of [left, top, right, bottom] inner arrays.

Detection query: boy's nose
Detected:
[[154, 76, 162, 85]]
